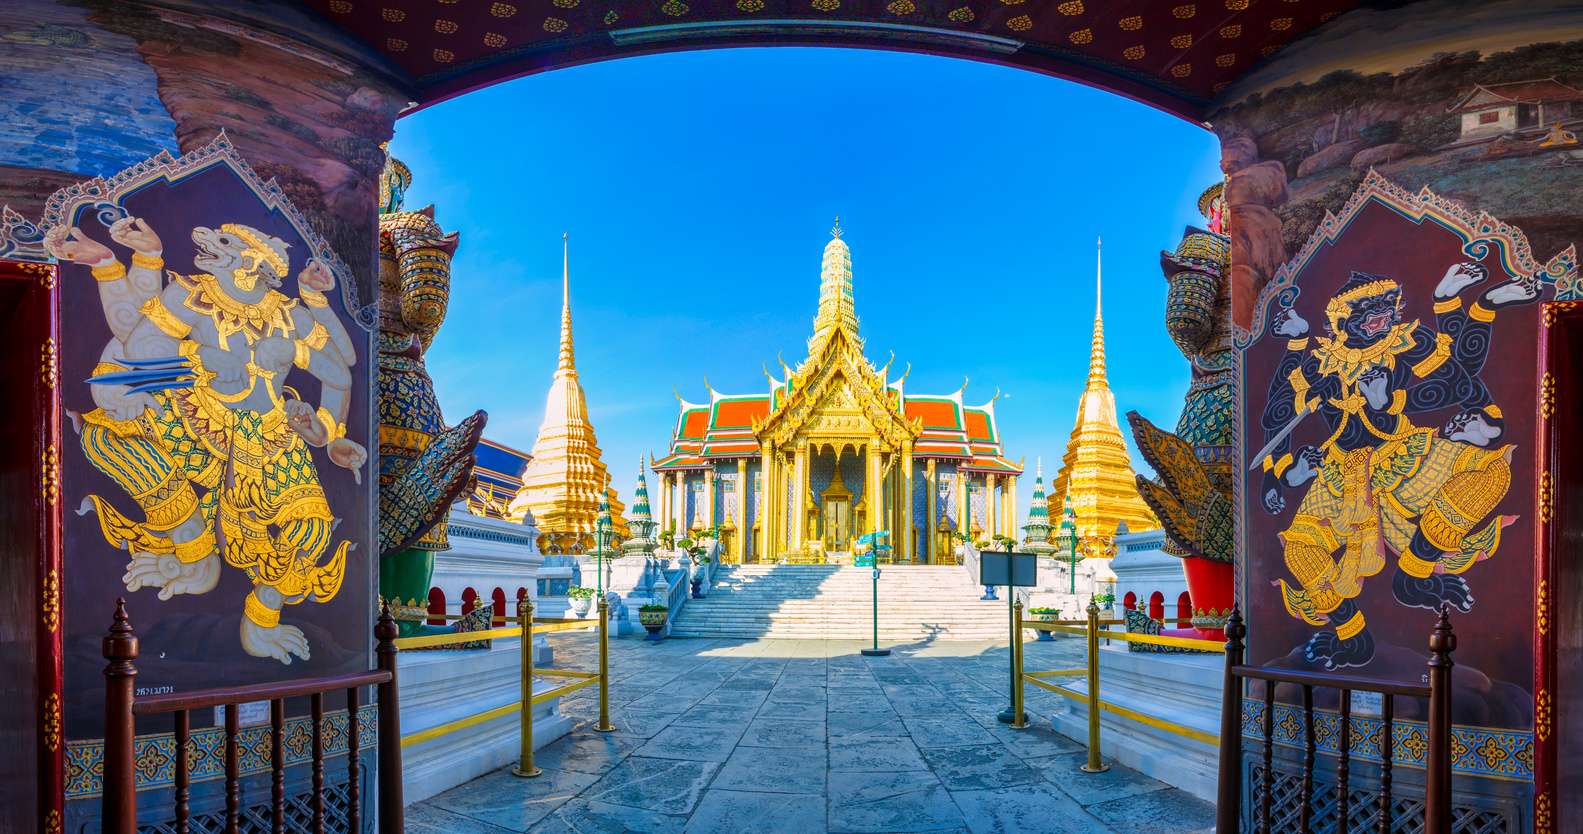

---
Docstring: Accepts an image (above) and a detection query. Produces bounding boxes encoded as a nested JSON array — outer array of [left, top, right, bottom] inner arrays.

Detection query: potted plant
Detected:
[[1029, 606, 1061, 642], [678, 537, 711, 598], [567, 585, 594, 617], [658, 521, 678, 553], [1095, 593, 1116, 611], [639, 603, 669, 640]]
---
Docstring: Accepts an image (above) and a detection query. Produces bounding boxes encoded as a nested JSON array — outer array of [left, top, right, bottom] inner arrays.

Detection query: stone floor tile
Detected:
[[406, 803, 519, 834], [579, 756, 719, 814], [716, 676, 776, 692], [827, 693, 892, 712], [758, 699, 827, 721], [827, 770, 967, 833], [949, 782, 1120, 834], [712, 745, 828, 794], [740, 716, 828, 748], [1025, 752, 1169, 806], [607, 710, 683, 739], [671, 702, 760, 728], [635, 725, 746, 762], [684, 790, 828, 834], [827, 710, 907, 741], [767, 685, 827, 703], [984, 724, 1086, 759], [828, 737, 928, 772], [429, 766, 602, 831], [1084, 788, 1216, 834], [901, 716, 998, 748], [919, 743, 1043, 791], [699, 687, 770, 707], [527, 798, 688, 834], [531, 731, 648, 775]]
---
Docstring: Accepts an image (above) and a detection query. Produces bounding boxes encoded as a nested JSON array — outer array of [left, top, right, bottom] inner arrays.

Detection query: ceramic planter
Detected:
[[639, 609, 668, 640], [571, 597, 592, 617], [1031, 611, 1059, 642]]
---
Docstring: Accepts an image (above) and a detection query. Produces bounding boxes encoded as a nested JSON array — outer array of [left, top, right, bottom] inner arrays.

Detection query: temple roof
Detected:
[[655, 225, 1017, 475], [301, 0, 1368, 121]]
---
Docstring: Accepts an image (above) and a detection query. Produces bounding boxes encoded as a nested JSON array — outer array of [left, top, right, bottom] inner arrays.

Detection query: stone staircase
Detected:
[[667, 564, 1012, 640]]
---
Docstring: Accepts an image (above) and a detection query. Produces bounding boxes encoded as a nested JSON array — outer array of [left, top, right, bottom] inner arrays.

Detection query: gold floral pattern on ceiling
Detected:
[[302, 0, 1364, 108]]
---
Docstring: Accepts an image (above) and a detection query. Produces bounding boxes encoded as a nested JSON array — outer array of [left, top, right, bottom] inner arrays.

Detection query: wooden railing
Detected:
[[1215, 606, 1457, 834], [101, 599, 404, 834]]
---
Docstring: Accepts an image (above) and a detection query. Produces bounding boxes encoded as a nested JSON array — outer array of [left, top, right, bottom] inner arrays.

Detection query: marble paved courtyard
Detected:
[[410, 631, 1216, 834]]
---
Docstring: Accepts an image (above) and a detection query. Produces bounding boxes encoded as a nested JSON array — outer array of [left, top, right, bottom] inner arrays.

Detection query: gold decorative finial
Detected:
[[831, 217, 842, 239]]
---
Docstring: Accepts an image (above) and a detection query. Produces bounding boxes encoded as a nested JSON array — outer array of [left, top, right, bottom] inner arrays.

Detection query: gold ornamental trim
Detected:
[[44, 693, 61, 753], [1334, 611, 1365, 641], [41, 569, 60, 633], [41, 336, 56, 389], [131, 252, 164, 271], [92, 262, 126, 282]]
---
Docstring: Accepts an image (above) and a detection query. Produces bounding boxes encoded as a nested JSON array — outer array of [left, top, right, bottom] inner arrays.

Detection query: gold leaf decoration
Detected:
[[386, 38, 408, 51], [1213, 81, 1229, 93], [44, 694, 61, 752], [1069, 28, 1092, 44], [554, 0, 580, 8], [813, 0, 840, 11], [737, 0, 763, 10], [662, 0, 689, 15], [1171, 63, 1191, 77], [543, 16, 568, 30], [948, 7, 974, 21], [1170, 34, 1192, 48], [605, 10, 620, 22], [41, 336, 55, 388], [1119, 15, 1141, 29], [1215, 53, 1235, 67], [1057, 0, 1083, 14], [887, 0, 915, 13], [1225, 0, 1248, 8], [1122, 45, 1145, 60], [1171, 4, 1195, 17], [491, 3, 518, 16], [329, 1, 352, 12], [435, 19, 459, 33], [1219, 24, 1241, 37], [1271, 17, 1292, 29], [1007, 14, 1032, 30], [40, 447, 57, 505], [433, 48, 455, 61], [484, 32, 507, 46], [42, 569, 60, 632], [381, 8, 405, 21], [1261, 44, 1280, 56]]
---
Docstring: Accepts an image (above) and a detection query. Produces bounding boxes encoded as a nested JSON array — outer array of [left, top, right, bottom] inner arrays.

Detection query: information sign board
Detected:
[[978, 551, 1037, 587]]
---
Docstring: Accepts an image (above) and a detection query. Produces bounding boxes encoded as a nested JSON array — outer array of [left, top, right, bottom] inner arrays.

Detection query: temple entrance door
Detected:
[[821, 461, 855, 552], [1545, 306, 1583, 830]]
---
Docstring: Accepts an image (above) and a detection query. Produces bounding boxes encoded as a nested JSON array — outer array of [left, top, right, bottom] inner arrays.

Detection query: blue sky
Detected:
[[390, 46, 1223, 521]]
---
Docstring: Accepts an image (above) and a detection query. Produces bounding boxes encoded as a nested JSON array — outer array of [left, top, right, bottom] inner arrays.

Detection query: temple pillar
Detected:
[[673, 472, 684, 537], [1009, 475, 1018, 543], [704, 469, 716, 532], [736, 458, 749, 563], [900, 442, 914, 563], [958, 471, 969, 544], [658, 469, 670, 537], [792, 441, 808, 547], [986, 473, 998, 539], [866, 443, 880, 537], [925, 458, 937, 565]]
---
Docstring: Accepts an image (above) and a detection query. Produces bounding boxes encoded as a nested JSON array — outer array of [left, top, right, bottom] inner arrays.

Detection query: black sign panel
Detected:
[[979, 551, 1037, 587]]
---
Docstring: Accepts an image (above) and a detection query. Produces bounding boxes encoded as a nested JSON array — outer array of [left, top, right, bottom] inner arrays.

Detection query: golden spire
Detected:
[[1048, 235, 1157, 542], [507, 234, 629, 544], [558, 233, 575, 373], [812, 218, 858, 347], [1088, 236, 1107, 388]]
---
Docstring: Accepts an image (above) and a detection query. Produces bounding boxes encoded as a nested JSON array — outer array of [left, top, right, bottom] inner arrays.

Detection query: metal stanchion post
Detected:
[[595, 596, 615, 732], [1080, 597, 1108, 773], [512, 598, 542, 777], [1011, 600, 1027, 729]]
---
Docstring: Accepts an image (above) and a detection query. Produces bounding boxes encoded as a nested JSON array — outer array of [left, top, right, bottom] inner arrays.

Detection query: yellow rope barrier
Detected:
[[401, 702, 519, 748], [531, 675, 600, 706], [1023, 669, 1087, 678], [531, 669, 598, 679], [392, 625, 524, 650], [531, 621, 598, 634]]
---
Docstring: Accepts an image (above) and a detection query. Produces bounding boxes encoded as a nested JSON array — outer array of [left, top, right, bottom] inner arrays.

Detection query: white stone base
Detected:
[[1048, 644, 1223, 802], [398, 636, 575, 804]]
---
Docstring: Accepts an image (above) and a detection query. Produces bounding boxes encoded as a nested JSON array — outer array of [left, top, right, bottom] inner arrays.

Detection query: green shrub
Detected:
[[567, 586, 595, 600]]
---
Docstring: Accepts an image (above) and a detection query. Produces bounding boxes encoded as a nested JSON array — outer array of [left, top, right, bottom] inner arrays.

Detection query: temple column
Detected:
[[899, 442, 914, 563], [925, 458, 937, 565], [987, 474, 998, 538], [793, 441, 808, 547], [866, 443, 881, 537], [958, 471, 969, 544], [704, 469, 716, 532], [1008, 475, 1019, 543], [658, 469, 670, 537], [760, 443, 776, 561], [736, 458, 749, 563]]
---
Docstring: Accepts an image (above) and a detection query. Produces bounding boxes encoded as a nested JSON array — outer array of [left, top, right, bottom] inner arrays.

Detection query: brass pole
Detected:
[[512, 598, 542, 777], [1011, 600, 1027, 729], [595, 596, 615, 732], [1080, 597, 1109, 773]]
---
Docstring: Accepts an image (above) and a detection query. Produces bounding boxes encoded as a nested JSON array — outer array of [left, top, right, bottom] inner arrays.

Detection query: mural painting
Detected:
[[1241, 168, 1577, 748], [45, 137, 378, 790], [1207, 0, 1583, 330]]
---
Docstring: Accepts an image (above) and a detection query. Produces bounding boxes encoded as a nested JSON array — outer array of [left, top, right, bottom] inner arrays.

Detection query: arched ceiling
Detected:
[[304, 0, 1364, 120]]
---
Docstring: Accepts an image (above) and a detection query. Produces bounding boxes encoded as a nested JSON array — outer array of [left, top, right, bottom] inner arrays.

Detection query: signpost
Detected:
[[981, 549, 1037, 724], [857, 532, 889, 656]]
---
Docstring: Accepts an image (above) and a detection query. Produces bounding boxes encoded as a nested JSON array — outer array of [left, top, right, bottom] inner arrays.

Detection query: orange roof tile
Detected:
[[904, 399, 960, 429], [679, 410, 709, 440], [714, 398, 770, 428], [965, 411, 993, 442]]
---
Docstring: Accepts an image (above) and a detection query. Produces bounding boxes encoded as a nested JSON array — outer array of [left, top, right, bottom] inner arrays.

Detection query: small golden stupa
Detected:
[[1047, 238, 1159, 543], [507, 235, 629, 552]]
